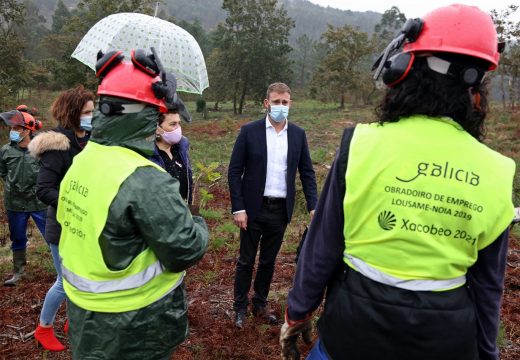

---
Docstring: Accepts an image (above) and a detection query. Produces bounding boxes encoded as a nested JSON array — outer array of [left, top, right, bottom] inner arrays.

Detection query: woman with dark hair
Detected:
[[149, 110, 193, 204], [28, 85, 95, 351], [280, 5, 516, 360]]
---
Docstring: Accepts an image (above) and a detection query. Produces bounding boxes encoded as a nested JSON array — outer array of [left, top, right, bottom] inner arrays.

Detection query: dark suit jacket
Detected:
[[228, 118, 318, 223]]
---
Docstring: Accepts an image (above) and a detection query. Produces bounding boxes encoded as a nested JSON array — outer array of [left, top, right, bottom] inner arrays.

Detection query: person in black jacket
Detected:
[[228, 82, 318, 329], [28, 85, 95, 352]]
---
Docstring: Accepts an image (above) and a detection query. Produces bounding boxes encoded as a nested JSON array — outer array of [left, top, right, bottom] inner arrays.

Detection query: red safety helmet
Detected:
[[403, 4, 500, 70], [96, 49, 173, 113]]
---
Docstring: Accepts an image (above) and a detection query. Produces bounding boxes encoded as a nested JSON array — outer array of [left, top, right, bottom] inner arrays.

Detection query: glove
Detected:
[[279, 309, 313, 360]]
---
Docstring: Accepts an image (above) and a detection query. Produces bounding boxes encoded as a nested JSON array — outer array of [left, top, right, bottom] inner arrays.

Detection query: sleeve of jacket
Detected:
[[467, 229, 509, 360], [0, 145, 7, 181], [287, 150, 345, 320], [287, 127, 354, 320], [298, 129, 318, 212], [121, 167, 208, 272], [36, 150, 67, 207], [185, 138, 194, 206], [228, 126, 248, 212]]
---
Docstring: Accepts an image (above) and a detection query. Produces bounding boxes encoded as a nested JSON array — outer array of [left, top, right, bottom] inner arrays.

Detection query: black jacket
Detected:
[[28, 127, 87, 244], [228, 118, 317, 223]]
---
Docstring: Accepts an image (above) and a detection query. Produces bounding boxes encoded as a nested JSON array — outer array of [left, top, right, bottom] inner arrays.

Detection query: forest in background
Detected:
[[1, 0, 519, 114]]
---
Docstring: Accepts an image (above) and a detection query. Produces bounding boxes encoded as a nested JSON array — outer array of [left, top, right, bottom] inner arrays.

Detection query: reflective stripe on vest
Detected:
[[61, 259, 183, 293], [345, 254, 466, 291], [58, 142, 184, 312], [343, 116, 515, 289]]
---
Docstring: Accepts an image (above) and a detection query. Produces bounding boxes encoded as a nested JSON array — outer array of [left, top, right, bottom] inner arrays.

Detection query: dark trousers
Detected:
[[233, 200, 287, 312], [7, 210, 46, 251], [318, 268, 478, 360]]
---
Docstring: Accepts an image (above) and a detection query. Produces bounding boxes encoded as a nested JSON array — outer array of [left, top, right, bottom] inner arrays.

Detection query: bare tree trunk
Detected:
[[238, 81, 248, 115], [339, 94, 345, 109], [500, 73, 506, 110], [233, 81, 239, 115]]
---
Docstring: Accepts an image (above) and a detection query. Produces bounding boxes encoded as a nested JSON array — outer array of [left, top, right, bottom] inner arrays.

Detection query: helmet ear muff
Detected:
[[381, 52, 415, 87], [372, 18, 423, 85], [96, 50, 124, 79], [131, 49, 159, 76], [99, 99, 124, 116]]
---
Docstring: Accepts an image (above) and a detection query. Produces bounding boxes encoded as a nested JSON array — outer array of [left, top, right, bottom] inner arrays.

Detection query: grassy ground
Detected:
[[0, 94, 519, 359]]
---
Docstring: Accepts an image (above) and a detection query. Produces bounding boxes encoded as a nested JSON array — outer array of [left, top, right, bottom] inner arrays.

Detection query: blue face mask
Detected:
[[80, 116, 93, 131], [269, 105, 289, 123], [9, 130, 23, 143]]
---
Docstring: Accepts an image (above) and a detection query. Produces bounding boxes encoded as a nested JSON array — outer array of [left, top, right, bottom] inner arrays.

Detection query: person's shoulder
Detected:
[[179, 136, 190, 148], [288, 121, 305, 134], [28, 130, 70, 158], [127, 165, 177, 190], [242, 118, 266, 130]]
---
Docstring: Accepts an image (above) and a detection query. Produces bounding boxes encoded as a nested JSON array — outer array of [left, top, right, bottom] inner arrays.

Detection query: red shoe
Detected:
[[63, 320, 69, 334], [35, 325, 66, 351]]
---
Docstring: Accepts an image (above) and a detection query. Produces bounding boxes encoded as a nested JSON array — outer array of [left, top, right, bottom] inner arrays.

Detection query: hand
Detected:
[[233, 212, 248, 230], [309, 210, 315, 221], [280, 310, 313, 360]]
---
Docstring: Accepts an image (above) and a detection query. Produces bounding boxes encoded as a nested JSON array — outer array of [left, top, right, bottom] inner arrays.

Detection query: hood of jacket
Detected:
[[90, 106, 159, 157], [28, 127, 73, 158]]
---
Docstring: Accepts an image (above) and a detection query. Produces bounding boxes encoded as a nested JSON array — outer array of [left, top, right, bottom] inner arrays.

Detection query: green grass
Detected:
[[199, 208, 224, 220], [209, 236, 227, 251]]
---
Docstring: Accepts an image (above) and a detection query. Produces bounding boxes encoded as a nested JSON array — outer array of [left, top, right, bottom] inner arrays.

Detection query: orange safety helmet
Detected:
[[0, 110, 42, 131], [403, 4, 500, 70]]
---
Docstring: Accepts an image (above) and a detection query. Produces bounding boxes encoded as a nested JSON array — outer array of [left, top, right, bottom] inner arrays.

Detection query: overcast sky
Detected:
[[307, 1, 520, 20]]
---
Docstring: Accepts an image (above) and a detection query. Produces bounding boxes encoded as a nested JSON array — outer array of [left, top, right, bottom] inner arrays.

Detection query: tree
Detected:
[[491, 5, 520, 109], [311, 24, 375, 108], [52, 0, 71, 34], [212, 0, 294, 114], [291, 34, 318, 88], [175, 18, 214, 57], [0, 0, 26, 108], [17, 0, 49, 61], [373, 6, 406, 52], [204, 47, 233, 110], [39, 0, 157, 91]]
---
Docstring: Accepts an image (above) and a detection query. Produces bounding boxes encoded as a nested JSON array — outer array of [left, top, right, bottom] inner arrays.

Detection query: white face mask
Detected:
[[269, 104, 289, 123], [80, 115, 93, 131]]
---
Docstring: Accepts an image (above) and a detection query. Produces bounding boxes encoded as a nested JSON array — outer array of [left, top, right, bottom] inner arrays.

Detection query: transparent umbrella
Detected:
[[72, 12, 209, 95]]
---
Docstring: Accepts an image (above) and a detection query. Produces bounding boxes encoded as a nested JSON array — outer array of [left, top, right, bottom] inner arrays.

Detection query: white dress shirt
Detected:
[[263, 117, 288, 198]]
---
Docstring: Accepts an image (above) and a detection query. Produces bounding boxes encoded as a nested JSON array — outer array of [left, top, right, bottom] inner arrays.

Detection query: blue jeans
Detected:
[[7, 210, 46, 251], [39, 243, 66, 325], [307, 339, 330, 360]]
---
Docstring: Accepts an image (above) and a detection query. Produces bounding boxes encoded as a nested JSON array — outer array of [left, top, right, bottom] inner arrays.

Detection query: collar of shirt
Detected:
[[263, 116, 288, 198], [265, 116, 288, 133]]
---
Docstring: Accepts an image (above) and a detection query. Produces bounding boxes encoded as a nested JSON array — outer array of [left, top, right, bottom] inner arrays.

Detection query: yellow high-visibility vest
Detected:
[[343, 116, 515, 291], [58, 141, 184, 312]]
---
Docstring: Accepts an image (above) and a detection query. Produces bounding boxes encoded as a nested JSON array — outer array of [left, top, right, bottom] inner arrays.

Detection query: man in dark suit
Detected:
[[228, 82, 318, 329]]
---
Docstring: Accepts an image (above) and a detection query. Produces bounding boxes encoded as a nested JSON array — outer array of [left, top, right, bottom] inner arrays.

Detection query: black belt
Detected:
[[263, 196, 285, 205]]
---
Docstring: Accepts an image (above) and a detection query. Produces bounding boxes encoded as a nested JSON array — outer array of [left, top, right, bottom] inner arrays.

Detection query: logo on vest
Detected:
[[65, 179, 89, 197], [396, 162, 480, 186], [378, 211, 396, 230]]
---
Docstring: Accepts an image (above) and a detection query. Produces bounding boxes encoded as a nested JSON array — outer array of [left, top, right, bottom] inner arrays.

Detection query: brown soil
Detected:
[[1, 230, 518, 359]]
